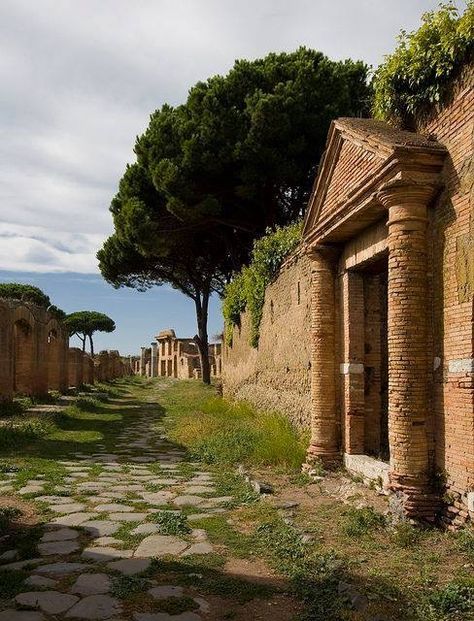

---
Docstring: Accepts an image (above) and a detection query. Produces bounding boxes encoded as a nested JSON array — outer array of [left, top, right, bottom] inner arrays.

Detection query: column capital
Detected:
[[306, 244, 339, 268], [377, 179, 441, 210]]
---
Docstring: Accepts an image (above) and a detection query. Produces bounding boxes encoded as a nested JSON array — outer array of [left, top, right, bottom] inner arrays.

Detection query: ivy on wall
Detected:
[[373, 1, 474, 124], [223, 221, 302, 348]]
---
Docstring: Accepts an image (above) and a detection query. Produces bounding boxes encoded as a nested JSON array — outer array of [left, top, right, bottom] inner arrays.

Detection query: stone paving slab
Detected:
[[15, 591, 79, 614], [0, 398, 231, 621]]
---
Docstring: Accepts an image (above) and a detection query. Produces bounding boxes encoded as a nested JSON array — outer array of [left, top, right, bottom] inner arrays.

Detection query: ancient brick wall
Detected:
[[420, 67, 474, 524], [222, 251, 312, 429], [0, 300, 69, 398]]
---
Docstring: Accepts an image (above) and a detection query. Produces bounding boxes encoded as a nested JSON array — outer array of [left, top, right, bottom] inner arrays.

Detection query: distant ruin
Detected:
[[135, 329, 222, 380], [0, 298, 131, 400]]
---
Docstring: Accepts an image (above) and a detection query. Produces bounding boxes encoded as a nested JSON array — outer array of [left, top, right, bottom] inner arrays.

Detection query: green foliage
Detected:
[[0, 398, 31, 418], [0, 506, 22, 535], [99, 49, 369, 382], [457, 527, 474, 559], [0, 418, 55, 450], [0, 283, 50, 307], [254, 515, 346, 621], [428, 578, 474, 616], [223, 221, 302, 346], [0, 569, 27, 598], [64, 310, 115, 355], [150, 511, 191, 535], [341, 506, 386, 537], [111, 574, 148, 599], [64, 311, 115, 338], [166, 395, 306, 471], [373, 2, 474, 123]]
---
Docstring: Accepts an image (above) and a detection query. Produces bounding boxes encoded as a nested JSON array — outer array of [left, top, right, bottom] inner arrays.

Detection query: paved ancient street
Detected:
[[0, 400, 235, 620]]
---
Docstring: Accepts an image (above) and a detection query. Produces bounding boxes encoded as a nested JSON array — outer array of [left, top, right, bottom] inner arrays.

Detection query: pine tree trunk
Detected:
[[193, 290, 211, 385], [89, 334, 94, 357]]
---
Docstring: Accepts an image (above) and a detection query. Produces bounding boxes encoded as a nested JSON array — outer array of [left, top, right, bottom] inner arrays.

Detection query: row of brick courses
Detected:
[[0, 298, 130, 399], [419, 66, 474, 526]]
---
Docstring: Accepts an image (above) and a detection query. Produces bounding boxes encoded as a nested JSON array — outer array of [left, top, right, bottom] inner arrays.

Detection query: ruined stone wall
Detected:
[[420, 67, 474, 524], [222, 251, 312, 429]]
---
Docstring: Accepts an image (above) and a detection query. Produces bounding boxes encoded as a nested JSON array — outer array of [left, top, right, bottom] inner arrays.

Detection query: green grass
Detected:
[[341, 506, 386, 538], [162, 389, 306, 471], [457, 528, 474, 560], [191, 515, 254, 558]]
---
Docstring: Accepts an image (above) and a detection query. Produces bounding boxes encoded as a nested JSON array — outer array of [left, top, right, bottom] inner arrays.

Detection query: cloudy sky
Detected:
[[0, 0, 465, 353]]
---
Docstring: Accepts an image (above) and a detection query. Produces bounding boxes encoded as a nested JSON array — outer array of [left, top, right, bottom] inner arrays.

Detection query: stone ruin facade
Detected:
[[137, 329, 222, 380], [0, 298, 131, 400], [224, 67, 474, 526]]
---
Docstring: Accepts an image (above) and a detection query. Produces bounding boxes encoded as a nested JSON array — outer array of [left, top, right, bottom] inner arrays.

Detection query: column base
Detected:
[[389, 473, 441, 523], [304, 444, 341, 470]]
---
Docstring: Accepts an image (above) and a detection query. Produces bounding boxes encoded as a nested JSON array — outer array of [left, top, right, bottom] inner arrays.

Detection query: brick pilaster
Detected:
[[306, 246, 340, 466], [340, 270, 365, 454]]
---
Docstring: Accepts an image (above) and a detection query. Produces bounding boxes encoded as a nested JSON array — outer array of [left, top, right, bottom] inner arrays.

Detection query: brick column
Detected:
[[306, 247, 340, 466], [150, 342, 158, 377], [139, 347, 146, 376], [378, 182, 438, 520]]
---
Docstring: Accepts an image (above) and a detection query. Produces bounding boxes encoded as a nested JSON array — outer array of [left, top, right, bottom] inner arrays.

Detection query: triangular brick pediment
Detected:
[[303, 118, 447, 245]]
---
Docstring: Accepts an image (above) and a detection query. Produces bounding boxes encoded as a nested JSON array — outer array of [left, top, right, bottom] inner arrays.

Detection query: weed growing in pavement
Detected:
[[111, 574, 148, 599], [0, 569, 28, 598], [153, 596, 199, 615], [0, 506, 22, 535], [150, 511, 191, 536]]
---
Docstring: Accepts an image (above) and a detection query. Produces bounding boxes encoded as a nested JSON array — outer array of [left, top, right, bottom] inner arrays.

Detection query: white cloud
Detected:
[[0, 0, 465, 273]]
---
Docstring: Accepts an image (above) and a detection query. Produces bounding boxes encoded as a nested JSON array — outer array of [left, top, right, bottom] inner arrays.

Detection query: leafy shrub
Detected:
[[373, 2, 474, 123], [342, 506, 386, 537], [223, 221, 302, 346], [428, 578, 474, 616]]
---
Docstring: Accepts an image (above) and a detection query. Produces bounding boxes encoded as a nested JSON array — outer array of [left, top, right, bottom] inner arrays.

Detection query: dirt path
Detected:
[[0, 383, 299, 621]]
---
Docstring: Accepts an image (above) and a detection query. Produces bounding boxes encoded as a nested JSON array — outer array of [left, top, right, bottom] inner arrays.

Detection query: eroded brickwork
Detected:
[[222, 251, 312, 430]]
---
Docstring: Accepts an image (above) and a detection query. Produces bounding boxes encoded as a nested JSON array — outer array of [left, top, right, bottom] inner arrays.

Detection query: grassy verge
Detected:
[[160, 382, 307, 471]]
